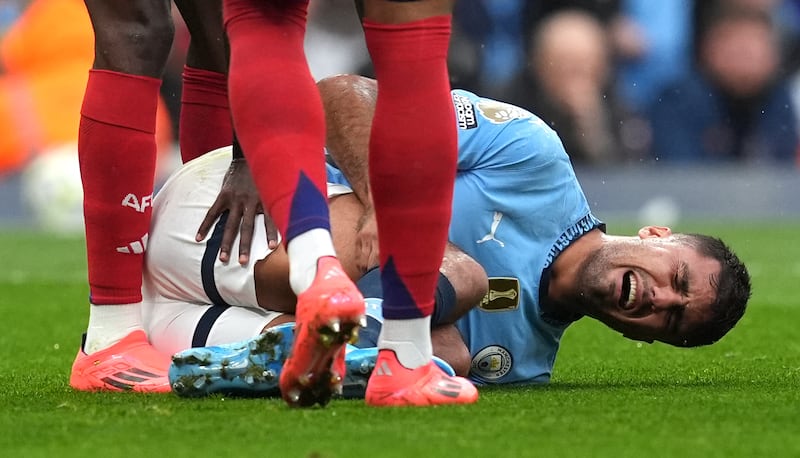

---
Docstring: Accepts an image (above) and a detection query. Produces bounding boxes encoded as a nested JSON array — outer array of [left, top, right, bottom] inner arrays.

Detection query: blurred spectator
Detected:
[[0, 0, 173, 176], [305, 0, 370, 81], [523, 0, 691, 117], [453, 0, 527, 97], [502, 9, 643, 165], [695, 0, 800, 71], [772, 0, 800, 73], [614, 0, 694, 115], [525, 0, 622, 27], [649, 4, 798, 165]]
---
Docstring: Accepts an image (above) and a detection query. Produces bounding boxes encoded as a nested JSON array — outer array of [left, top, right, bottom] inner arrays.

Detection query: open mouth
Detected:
[[619, 271, 637, 310]]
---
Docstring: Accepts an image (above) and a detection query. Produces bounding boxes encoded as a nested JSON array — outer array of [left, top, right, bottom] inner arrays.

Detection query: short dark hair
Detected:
[[677, 234, 752, 347]]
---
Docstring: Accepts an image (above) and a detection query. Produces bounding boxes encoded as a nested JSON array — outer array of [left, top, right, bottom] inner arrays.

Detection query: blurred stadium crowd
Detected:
[[1, 0, 800, 181]]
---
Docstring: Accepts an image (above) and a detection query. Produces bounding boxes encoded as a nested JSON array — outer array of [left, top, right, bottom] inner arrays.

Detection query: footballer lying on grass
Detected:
[[95, 74, 753, 397]]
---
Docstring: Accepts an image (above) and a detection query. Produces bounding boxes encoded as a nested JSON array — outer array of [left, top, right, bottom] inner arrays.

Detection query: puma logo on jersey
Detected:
[[476, 211, 505, 247], [122, 193, 152, 213]]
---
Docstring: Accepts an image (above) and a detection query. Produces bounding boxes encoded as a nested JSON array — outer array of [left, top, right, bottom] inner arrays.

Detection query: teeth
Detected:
[[626, 274, 637, 308]]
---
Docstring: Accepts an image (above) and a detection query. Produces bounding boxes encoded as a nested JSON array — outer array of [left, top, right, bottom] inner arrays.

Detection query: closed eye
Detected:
[[678, 261, 690, 297], [673, 261, 691, 302]]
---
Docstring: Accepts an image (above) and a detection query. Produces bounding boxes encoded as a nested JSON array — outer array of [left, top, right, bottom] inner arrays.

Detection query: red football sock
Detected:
[[363, 16, 457, 318], [179, 65, 232, 163], [78, 70, 160, 305], [223, 0, 329, 241]]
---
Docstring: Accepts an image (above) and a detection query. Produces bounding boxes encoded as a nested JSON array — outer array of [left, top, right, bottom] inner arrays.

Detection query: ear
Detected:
[[637, 225, 672, 239]]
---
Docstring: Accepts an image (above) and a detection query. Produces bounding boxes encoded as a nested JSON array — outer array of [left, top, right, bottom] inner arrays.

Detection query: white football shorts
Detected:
[[141, 146, 351, 355]]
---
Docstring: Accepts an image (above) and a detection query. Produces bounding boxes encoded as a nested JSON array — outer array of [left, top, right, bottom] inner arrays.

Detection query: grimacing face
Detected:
[[574, 226, 722, 346]]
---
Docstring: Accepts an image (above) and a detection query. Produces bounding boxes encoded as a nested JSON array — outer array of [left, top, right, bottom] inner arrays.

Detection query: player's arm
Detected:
[[192, 75, 376, 267], [319, 74, 377, 208], [196, 74, 378, 267], [195, 139, 279, 265], [174, 0, 279, 264], [318, 73, 488, 307], [253, 187, 487, 318], [319, 74, 382, 267]]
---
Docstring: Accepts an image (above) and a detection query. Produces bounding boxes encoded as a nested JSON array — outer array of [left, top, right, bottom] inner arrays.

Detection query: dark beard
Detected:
[[570, 245, 617, 317]]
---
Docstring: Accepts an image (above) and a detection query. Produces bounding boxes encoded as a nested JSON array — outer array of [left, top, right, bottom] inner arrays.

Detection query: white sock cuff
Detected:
[[84, 303, 144, 354], [378, 316, 433, 369], [287, 228, 336, 294]]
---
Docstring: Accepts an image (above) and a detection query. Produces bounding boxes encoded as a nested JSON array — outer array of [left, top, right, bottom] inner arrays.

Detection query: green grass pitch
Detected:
[[1, 221, 798, 458]]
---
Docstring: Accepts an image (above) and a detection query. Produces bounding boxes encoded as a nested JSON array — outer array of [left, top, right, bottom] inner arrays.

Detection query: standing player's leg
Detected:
[[360, 0, 478, 406], [222, 0, 365, 407], [70, 0, 174, 392], [174, 0, 233, 164]]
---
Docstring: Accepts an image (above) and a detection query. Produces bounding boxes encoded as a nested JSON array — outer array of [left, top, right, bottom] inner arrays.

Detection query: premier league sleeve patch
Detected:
[[476, 100, 531, 124]]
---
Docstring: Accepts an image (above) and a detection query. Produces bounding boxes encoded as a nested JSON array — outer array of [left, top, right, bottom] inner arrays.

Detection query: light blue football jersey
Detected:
[[326, 90, 603, 386], [447, 90, 603, 385]]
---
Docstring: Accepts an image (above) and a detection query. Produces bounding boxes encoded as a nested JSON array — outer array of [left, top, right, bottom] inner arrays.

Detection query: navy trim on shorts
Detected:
[[194, 212, 232, 347], [201, 212, 232, 308], [191, 305, 228, 347]]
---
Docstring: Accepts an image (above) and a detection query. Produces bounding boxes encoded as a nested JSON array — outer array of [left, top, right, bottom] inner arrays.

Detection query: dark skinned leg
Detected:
[[174, 0, 233, 162], [83, 0, 174, 76], [73, 0, 175, 392]]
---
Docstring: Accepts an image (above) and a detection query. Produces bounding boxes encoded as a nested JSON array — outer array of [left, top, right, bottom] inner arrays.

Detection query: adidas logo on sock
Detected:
[[116, 234, 149, 254]]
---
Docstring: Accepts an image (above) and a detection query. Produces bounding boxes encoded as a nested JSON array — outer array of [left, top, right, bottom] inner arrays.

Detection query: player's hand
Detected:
[[195, 158, 279, 265], [356, 207, 379, 272]]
